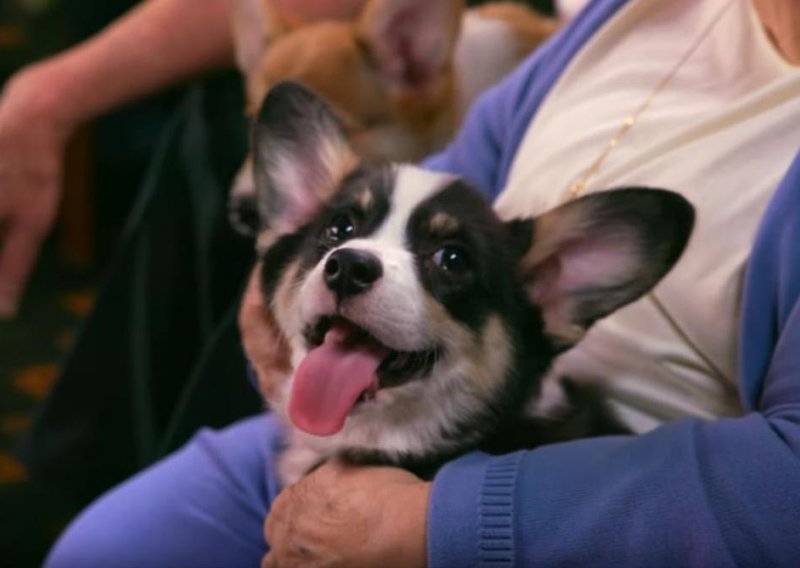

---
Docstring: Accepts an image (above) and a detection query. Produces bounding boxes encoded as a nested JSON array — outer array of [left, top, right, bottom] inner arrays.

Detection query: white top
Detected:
[[496, 0, 800, 432]]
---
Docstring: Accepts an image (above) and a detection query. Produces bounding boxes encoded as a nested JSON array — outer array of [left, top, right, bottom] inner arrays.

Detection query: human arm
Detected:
[[426, 155, 800, 568], [0, 0, 235, 317]]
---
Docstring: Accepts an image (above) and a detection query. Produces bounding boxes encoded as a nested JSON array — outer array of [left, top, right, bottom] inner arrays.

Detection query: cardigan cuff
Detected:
[[428, 451, 524, 568]]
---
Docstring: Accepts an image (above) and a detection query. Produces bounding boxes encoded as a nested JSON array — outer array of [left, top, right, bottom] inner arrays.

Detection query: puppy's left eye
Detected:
[[433, 246, 470, 274], [323, 214, 357, 244]]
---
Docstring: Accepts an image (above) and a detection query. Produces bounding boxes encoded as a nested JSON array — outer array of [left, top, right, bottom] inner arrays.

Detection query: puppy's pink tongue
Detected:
[[289, 324, 387, 436]]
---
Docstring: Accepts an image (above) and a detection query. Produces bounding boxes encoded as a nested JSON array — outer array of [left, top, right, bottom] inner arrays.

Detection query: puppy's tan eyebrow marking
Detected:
[[429, 212, 460, 236], [357, 189, 374, 212]]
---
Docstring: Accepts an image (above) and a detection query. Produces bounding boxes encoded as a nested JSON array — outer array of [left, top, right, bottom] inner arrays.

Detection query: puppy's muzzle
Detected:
[[324, 249, 383, 299]]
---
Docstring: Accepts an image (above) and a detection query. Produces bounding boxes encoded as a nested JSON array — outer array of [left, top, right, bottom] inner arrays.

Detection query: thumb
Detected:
[[261, 552, 278, 568]]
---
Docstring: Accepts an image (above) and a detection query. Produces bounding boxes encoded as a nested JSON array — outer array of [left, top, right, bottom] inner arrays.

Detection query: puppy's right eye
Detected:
[[323, 214, 357, 245]]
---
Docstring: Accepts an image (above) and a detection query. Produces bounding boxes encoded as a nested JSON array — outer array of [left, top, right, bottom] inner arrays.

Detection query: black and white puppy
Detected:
[[246, 82, 695, 484]]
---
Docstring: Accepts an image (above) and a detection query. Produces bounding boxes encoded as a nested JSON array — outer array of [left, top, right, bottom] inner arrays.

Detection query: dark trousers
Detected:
[[23, 81, 262, 507]]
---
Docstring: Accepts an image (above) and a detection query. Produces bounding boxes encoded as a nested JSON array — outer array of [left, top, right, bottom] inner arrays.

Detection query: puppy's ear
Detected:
[[230, 0, 303, 78], [230, 0, 272, 78], [252, 81, 358, 242], [358, 0, 464, 90], [508, 188, 694, 349]]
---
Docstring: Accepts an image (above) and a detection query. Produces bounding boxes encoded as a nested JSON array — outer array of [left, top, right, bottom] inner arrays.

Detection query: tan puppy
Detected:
[[228, 0, 558, 234]]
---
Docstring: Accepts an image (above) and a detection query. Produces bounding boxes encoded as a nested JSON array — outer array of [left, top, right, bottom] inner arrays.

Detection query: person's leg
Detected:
[[46, 413, 283, 568]]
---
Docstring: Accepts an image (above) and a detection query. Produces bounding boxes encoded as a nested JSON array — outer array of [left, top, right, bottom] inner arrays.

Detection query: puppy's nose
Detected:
[[324, 249, 382, 298]]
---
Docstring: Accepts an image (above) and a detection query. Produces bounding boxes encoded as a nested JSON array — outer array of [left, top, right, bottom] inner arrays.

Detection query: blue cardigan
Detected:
[[424, 1, 800, 566]]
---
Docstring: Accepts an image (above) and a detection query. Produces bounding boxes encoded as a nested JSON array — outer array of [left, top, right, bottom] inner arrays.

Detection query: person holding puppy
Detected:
[[39, 0, 800, 567]]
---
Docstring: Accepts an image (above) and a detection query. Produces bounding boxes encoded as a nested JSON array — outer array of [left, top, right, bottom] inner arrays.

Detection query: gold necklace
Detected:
[[567, 0, 740, 384], [567, 0, 739, 199]]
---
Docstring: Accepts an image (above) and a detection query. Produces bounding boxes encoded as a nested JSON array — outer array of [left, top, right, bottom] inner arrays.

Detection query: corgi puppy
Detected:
[[243, 82, 695, 484], [228, 0, 558, 234]]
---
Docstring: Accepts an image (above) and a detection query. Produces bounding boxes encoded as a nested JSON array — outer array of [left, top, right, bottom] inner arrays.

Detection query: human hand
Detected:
[[239, 262, 293, 400], [0, 66, 72, 318], [263, 460, 430, 568]]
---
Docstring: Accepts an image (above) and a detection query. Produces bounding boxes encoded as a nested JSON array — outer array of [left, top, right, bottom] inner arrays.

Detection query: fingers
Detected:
[[263, 482, 332, 568], [0, 80, 63, 318], [0, 220, 48, 318], [262, 462, 418, 568]]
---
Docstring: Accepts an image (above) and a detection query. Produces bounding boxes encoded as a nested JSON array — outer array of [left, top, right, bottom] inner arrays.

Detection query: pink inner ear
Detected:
[[558, 237, 637, 292], [365, 0, 456, 88], [530, 235, 637, 308], [528, 255, 562, 307], [269, 150, 328, 235], [273, 184, 320, 235], [389, 19, 446, 86]]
